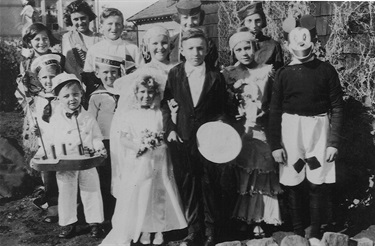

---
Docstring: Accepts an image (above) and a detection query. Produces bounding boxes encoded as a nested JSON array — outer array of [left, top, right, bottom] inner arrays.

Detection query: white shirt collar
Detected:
[[185, 62, 205, 77], [103, 84, 118, 95], [104, 37, 123, 45]]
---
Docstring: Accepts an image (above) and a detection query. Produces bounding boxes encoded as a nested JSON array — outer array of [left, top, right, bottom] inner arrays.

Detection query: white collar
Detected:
[[185, 62, 205, 77], [103, 84, 118, 95], [104, 37, 123, 45]]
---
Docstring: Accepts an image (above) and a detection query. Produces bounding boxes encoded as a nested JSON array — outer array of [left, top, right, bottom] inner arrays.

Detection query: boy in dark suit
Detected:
[[161, 28, 233, 246]]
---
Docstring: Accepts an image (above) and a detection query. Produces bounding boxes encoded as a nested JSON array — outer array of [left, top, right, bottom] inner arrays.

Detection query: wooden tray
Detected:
[[30, 155, 105, 171]]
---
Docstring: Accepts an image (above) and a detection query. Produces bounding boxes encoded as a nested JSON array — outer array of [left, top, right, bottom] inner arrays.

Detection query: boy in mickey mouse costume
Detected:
[[268, 15, 344, 245]]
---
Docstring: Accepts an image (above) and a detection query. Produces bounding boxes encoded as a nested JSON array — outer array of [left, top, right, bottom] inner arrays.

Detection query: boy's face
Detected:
[[38, 67, 58, 93], [71, 11, 90, 34], [95, 64, 120, 88], [58, 83, 82, 112], [233, 41, 254, 66], [181, 37, 207, 67], [101, 15, 124, 40], [148, 34, 169, 63], [180, 13, 201, 32], [30, 31, 50, 55], [136, 85, 155, 108], [243, 13, 263, 35]]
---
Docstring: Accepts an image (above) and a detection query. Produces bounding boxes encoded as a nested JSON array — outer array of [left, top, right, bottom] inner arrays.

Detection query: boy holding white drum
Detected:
[[161, 28, 235, 246]]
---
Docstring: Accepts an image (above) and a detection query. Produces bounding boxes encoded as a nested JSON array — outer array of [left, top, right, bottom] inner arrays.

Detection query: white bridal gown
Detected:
[[100, 108, 186, 246]]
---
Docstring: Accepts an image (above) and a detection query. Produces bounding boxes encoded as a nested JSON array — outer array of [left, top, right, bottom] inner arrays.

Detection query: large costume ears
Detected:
[[283, 15, 316, 60], [282, 15, 316, 42]]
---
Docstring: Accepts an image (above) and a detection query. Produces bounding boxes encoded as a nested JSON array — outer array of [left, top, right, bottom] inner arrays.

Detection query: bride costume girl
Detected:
[[101, 26, 186, 246], [222, 29, 282, 232], [110, 26, 175, 199]]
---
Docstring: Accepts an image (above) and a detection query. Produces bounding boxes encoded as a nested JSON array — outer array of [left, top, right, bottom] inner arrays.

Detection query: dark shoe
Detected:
[[32, 197, 48, 210], [58, 224, 76, 238], [204, 236, 215, 246], [90, 224, 101, 238]]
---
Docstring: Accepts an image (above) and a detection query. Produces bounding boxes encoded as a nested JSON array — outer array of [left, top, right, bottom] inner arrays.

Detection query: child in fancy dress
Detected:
[[38, 72, 106, 239], [29, 53, 64, 223], [15, 23, 62, 166], [100, 73, 186, 246], [222, 28, 282, 237], [161, 28, 235, 246], [87, 54, 122, 221], [269, 15, 343, 245], [83, 7, 143, 96], [110, 25, 174, 198]]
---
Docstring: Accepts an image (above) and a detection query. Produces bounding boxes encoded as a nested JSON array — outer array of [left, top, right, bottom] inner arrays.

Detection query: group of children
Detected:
[[16, 1, 343, 246]]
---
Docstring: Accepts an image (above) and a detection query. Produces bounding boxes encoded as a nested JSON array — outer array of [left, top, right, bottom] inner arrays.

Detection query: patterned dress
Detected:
[[223, 63, 282, 224]]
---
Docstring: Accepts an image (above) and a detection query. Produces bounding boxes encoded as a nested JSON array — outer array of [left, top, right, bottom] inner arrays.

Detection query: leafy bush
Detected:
[[0, 38, 22, 112]]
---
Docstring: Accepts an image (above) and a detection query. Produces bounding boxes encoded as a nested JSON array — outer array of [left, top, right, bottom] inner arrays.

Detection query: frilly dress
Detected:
[[222, 64, 282, 225], [100, 109, 186, 246], [110, 61, 174, 198]]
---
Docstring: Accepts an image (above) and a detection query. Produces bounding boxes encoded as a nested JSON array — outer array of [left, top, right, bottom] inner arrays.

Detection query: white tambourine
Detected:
[[196, 121, 242, 164]]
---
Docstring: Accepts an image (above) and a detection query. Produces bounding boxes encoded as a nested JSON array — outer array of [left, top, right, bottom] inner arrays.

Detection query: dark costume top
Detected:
[[254, 32, 284, 72], [269, 58, 344, 151]]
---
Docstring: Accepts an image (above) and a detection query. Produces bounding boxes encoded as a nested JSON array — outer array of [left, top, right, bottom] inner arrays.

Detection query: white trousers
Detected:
[[57, 168, 104, 226], [280, 113, 336, 186]]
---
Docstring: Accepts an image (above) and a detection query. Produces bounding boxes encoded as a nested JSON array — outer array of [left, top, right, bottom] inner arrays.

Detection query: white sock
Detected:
[[140, 232, 150, 244], [153, 232, 164, 245]]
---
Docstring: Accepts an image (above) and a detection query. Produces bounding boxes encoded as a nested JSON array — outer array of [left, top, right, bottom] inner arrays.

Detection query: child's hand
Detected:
[[272, 148, 287, 165], [168, 99, 179, 114], [97, 147, 108, 159], [326, 147, 338, 162], [167, 131, 183, 143], [32, 125, 40, 136]]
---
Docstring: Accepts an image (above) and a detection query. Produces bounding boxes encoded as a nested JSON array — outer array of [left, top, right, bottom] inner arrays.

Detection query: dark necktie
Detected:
[[113, 94, 120, 109], [42, 97, 55, 123], [66, 110, 79, 119]]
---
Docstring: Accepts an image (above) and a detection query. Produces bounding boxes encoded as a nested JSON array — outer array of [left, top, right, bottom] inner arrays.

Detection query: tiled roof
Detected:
[[127, 0, 220, 24], [127, 0, 176, 23]]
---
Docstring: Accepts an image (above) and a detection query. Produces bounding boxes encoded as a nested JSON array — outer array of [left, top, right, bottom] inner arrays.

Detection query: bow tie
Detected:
[[66, 110, 79, 119]]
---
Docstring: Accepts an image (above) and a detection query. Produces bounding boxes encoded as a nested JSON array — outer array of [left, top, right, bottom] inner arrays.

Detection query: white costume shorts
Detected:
[[280, 113, 336, 186]]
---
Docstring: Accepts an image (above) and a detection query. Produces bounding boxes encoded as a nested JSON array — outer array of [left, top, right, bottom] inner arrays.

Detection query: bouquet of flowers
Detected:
[[136, 129, 164, 157]]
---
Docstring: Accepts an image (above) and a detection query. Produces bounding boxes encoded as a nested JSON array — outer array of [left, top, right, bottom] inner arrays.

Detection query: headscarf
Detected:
[[229, 31, 256, 51]]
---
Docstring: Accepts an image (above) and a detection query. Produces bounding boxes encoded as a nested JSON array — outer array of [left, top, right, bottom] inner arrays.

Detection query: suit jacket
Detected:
[[161, 62, 229, 142]]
